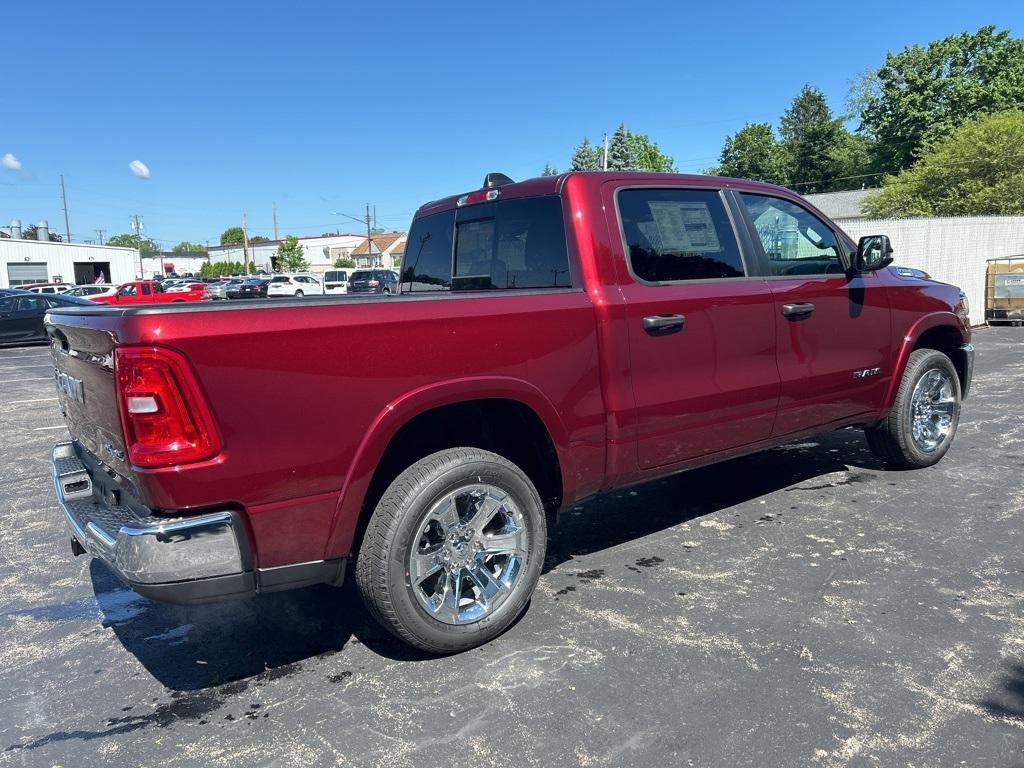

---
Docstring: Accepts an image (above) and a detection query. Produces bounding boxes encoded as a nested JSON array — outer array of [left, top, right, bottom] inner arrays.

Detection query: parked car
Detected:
[[323, 269, 352, 294], [90, 280, 207, 305], [207, 278, 244, 300], [24, 283, 73, 295], [46, 171, 973, 654], [348, 269, 399, 295], [227, 278, 270, 299], [67, 284, 117, 299], [0, 293, 94, 344], [165, 280, 207, 294], [0, 288, 31, 296], [266, 274, 324, 297]]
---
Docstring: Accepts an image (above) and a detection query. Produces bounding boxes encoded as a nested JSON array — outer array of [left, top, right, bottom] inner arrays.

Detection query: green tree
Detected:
[[275, 235, 308, 272], [108, 233, 160, 251], [606, 123, 637, 171], [628, 132, 676, 172], [860, 26, 1024, 173], [250, 235, 270, 243], [540, 163, 559, 176], [711, 122, 789, 184], [219, 227, 245, 245], [780, 85, 843, 192], [333, 256, 356, 268], [172, 241, 205, 252], [570, 138, 601, 171], [864, 110, 1024, 218]]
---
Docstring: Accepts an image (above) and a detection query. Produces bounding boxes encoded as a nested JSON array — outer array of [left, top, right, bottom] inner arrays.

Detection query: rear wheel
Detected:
[[866, 348, 961, 469], [294, 289, 304, 297], [355, 448, 546, 654]]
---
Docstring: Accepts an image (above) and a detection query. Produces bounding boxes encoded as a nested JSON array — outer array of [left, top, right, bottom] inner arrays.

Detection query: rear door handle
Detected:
[[643, 314, 686, 334], [782, 303, 815, 318]]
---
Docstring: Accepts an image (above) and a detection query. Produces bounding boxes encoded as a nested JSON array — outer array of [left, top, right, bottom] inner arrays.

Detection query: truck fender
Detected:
[[322, 376, 572, 559], [883, 311, 966, 411]]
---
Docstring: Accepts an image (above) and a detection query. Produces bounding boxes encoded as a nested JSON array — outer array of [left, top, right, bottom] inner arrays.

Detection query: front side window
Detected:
[[618, 188, 745, 282], [119, 285, 137, 297], [739, 193, 843, 276]]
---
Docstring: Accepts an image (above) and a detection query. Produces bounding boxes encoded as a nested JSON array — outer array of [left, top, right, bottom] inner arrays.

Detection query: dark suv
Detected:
[[348, 269, 398, 295]]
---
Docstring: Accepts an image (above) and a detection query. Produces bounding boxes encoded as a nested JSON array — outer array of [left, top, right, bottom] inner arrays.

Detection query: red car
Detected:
[[47, 171, 972, 653], [89, 279, 207, 305]]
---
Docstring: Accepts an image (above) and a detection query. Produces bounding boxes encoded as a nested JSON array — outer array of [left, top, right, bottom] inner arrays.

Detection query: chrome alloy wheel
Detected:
[[407, 484, 529, 625], [910, 368, 956, 453]]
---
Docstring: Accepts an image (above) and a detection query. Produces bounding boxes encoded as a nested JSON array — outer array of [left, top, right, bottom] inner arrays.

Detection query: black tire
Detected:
[[294, 289, 304, 297], [865, 348, 961, 469], [355, 448, 546, 654]]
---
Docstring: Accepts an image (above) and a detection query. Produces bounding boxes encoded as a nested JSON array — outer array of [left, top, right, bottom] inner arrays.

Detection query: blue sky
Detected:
[[1, 1, 1020, 247]]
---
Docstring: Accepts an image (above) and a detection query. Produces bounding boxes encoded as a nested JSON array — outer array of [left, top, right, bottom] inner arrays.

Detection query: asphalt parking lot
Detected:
[[1, 329, 1022, 767]]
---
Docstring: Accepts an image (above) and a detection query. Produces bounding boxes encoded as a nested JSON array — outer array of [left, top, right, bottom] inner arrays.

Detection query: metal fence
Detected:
[[841, 215, 1024, 326]]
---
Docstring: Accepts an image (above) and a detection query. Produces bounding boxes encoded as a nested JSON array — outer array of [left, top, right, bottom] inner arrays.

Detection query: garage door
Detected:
[[7, 262, 48, 286]]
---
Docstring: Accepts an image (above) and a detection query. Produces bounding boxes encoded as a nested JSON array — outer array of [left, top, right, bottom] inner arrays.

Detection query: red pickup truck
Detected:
[[90, 279, 207, 305], [46, 172, 973, 653]]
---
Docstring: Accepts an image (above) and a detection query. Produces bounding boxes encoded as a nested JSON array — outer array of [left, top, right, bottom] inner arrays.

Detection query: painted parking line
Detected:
[[0, 355, 51, 361], [4, 398, 58, 405], [0, 378, 56, 383], [0, 364, 55, 370], [32, 425, 67, 432]]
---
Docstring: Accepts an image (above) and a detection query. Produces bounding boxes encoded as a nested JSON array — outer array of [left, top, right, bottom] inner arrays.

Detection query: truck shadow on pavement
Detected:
[[94, 427, 887, 691]]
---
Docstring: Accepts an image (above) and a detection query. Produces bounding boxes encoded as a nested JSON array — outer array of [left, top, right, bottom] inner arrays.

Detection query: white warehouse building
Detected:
[[0, 237, 138, 289], [207, 234, 366, 275]]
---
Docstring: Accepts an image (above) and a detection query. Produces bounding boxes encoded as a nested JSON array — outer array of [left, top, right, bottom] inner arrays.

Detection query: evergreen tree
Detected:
[[570, 138, 601, 171], [606, 123, 637, 170], [780, 85, 870, 192], [540, 163, 559, 176]]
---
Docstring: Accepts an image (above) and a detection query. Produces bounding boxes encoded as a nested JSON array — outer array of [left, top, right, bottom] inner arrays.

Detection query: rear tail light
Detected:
[[115, 346, 222, 468]]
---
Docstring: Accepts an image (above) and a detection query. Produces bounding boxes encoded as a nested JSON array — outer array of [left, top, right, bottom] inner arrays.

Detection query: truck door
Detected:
[[606, 184, 780, 470], [732, 192, 892, 436]]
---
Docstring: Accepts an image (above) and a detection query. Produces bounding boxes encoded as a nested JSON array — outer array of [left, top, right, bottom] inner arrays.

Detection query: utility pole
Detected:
[[95, 229, 105, 246], [60, 175, 72, 243], [242, 212, 250, 275], [272, 203, 279, 241], [130, 215, 145, 278], [603, 133, 609, 171], [366, 203, 374, 268]]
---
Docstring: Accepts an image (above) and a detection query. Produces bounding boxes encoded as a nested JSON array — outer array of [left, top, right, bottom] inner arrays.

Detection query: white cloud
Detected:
[[128, 159, 150, 179], [1, 153, 22, 171]]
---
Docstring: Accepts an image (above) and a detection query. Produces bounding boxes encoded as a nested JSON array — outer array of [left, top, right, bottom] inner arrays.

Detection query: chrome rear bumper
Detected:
[[52, 441, 255, 604]]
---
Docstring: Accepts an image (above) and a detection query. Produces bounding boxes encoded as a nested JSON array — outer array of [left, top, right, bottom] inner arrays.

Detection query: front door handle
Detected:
[[643, 314, 686, 334], [782, 303, 815, 318]]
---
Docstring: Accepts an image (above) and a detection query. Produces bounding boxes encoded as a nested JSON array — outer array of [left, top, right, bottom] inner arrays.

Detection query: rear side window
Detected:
[[618, 188, 745, 282], [454, 197, 570, 290], [271, 276, 289, 283], [402, 211, 455, 292]]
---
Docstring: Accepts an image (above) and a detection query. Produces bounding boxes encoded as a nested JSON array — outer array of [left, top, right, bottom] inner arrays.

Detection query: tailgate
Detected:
[[49, 317, 133, 479]]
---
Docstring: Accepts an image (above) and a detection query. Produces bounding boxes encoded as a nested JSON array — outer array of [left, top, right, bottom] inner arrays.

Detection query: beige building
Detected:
[[351, 232, 406, 270]]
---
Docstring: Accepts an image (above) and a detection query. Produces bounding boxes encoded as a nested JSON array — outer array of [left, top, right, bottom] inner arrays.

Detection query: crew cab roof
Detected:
[[413, 171, 798, 218]]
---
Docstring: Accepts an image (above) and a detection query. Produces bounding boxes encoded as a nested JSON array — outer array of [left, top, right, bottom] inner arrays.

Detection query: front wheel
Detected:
[[355, 448, 546, 654], [294, 289, 304, 297], [865, 348, 961, 469]]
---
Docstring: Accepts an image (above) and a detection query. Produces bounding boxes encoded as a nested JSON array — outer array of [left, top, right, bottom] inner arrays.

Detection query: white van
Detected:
[[323, 269, 351, 294]]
